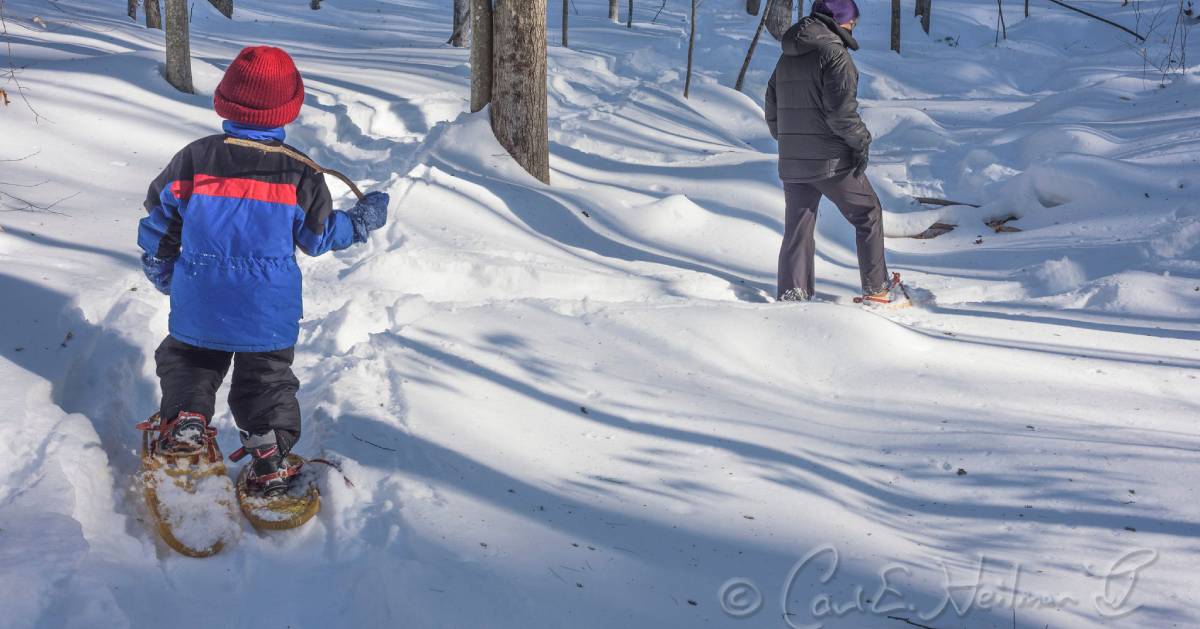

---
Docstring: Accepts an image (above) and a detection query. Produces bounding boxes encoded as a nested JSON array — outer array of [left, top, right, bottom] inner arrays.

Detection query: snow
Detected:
[[1, 0, 1199, 627]]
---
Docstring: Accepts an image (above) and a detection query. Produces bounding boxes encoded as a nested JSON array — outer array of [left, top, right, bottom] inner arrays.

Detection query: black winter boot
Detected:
[[241, 431, 292, 497]]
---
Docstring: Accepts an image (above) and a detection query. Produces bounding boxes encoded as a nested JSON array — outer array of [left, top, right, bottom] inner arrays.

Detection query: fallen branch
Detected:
[[1045, 0, 1145, 41], [914, 196, 980, 208], [0, 188, 77, 214], [351, 432, 398, 452]]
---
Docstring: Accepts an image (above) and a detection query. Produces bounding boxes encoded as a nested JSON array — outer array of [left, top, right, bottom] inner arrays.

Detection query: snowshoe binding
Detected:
[[136, 412, 239, 558], [854, 272, 913, 309], [232, 432, 320, 531]]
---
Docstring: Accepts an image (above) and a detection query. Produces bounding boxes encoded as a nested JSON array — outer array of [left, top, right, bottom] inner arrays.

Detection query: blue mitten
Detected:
[[348, 191, 390, 243], [141, 253, 175, 295]]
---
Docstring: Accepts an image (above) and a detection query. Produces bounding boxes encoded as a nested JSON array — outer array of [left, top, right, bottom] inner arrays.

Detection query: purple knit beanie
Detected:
[[812, 0, 861, 25]]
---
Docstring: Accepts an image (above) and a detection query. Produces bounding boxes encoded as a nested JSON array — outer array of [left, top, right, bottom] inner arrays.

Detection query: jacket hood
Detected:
[[781, 13, 859, 56]]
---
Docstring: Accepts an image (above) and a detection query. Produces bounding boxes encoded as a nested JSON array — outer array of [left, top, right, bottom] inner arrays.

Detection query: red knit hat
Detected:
[[214, 46, 304, 128]]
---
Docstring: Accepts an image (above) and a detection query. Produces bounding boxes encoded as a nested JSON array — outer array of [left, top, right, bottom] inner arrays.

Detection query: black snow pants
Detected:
[[778, 171, 889, 300], [155, 335, 301, 454]]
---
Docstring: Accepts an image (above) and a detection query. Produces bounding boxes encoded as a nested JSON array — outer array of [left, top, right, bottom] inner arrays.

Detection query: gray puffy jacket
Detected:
[[765, 13, 872, 183]]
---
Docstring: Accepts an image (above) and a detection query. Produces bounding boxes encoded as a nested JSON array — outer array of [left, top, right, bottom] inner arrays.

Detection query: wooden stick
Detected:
[[915, 196, 981, 208], [224, 137, 366, 200], [1044, 0, 1145, 41]]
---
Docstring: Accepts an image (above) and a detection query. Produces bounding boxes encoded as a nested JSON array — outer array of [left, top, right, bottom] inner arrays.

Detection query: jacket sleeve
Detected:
[[137, 148, 190, 259], [819, 48, 871, 153], [293, 168, 355, 257], [765, 71, 779, 140]]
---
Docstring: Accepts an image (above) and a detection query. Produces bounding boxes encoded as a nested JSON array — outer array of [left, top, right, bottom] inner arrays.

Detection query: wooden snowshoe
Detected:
[[136, 413, 238, 558], [234, 454, 321, 531]]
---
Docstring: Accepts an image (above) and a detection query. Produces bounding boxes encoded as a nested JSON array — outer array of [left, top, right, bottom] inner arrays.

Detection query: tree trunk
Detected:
[[164, 0, 193, 93], [1025, 0, 1030, 18], [450, 0, 470, 47], [915, 0, 930, 33], [627, 0, 633, 28], [207, 0, 233, 18], [562, 0, 569, 47], [470, 0, 492, 112], [735, 0, 774, 92], [609, 0, 619, 22], [491, 0, 549, 184], [766, 0, 793, 40], [128, 0, 138, 20], [890, 0, 901, 52], [684, 0, 697, 98], [146, 0, 162, 29], [746, 0, 761, 15]]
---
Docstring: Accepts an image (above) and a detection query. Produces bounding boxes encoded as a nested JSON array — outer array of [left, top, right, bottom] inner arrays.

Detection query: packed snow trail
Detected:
[[1, 1, 1198, 628]]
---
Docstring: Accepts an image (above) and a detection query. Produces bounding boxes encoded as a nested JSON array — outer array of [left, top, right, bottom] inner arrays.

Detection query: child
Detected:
[[137, 46, 389, 496]]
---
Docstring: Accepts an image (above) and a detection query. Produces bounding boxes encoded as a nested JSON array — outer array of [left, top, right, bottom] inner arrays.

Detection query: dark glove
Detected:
[[141, 253, 175, 295], [348, 191, 390, 244], [852, 148, 870, 178]]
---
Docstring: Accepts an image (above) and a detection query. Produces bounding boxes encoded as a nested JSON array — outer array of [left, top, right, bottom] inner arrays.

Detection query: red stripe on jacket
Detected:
[[170, 175, 297, 205]]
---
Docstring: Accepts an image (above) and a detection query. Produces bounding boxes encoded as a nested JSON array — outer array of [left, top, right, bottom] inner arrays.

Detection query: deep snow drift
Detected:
[[1, 1, 1198, 628]]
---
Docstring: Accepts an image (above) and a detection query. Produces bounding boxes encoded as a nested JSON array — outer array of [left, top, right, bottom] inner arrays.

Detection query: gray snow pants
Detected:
[[778, 171, 889, 300]]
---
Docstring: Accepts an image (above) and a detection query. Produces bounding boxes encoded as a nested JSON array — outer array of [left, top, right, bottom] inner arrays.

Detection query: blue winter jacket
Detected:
[[137, 122, 356, 352]]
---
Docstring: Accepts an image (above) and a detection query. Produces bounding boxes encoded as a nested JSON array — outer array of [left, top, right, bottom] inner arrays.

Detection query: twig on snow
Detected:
[[1, 0, 50, 123], [0, 186, 77, 214], [351, 432, 398, 452], [651, 0, 668, 23], [885, 616, 941, 629], [1045, 0, 1146, 41]]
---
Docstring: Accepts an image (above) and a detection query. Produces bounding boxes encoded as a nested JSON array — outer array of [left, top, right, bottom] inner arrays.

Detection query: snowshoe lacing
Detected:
[[136, 412, 222, 466], [229, 445, 304, 491]]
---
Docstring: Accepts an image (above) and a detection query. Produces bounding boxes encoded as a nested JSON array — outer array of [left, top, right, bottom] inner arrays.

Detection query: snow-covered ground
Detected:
[[2, 0, 1198, 627]]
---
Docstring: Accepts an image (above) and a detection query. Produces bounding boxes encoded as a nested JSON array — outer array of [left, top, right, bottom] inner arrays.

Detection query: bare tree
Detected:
[[562, 0, 569, 46], [747, 0, 761, 15], [491, 0, 549, 183], [766, 0, 793, 40], [890, 0, 901, 52], [684, 0, 697, 98], [736, 0, 775, 91], [207, 0, 233, 18], [609, 0, 619, 21], [146, 0, 162, 29], [164, 0, 193, 93], [470, 0, 492, 111], [128, 0, 138, 20], [450, 0, 470, 47]]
